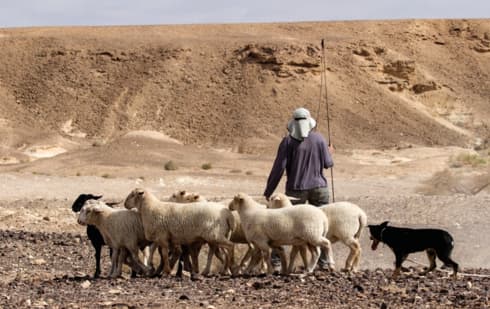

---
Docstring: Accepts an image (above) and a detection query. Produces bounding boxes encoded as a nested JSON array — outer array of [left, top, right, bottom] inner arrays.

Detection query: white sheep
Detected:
[[124, 188, 236, 277], [268, 192, 367, 272], [168, 190, 207, 203], [77, 200, 152, 278], [163, 190, 228, 277], [169, 190, 265, 274], [229, 192, 333, 275]]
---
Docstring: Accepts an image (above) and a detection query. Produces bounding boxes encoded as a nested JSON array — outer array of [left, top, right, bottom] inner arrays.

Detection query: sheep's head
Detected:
[[228, 193, 249, 211], [71, 193, 102, 212], [77, 202, 104, 226], [124, 188, 146, 210], [267, 193, 293, 209], [169, 190, 206, 203]]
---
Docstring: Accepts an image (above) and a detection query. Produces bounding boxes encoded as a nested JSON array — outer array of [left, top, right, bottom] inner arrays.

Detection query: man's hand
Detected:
[[328, 144, 335, 154]]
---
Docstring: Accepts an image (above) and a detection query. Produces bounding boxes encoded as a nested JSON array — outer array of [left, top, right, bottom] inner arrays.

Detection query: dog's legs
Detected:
[[436, 249, 459, 280], [393, 253, 407, 279], [421, 249, 437, 275]]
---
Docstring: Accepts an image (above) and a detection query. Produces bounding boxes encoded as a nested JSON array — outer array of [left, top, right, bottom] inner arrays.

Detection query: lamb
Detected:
[[124, 188, 236, 277], [77, 199, 152, 278], [168, 190, 207, 203], [229, 192, 332, 275], [268, 192, 367, 272], [71, 194, 120, 278], [159, 190, 227, 277], [169, 190, 264, 274]]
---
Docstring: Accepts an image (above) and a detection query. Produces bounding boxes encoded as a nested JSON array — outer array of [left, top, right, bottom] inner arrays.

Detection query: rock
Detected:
[[81, 280, 91, 289], [32, 258, 46, 265]]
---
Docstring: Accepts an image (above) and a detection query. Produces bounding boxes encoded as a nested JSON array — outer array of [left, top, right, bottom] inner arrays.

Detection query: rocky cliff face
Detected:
[[0, 19, 489, 156]]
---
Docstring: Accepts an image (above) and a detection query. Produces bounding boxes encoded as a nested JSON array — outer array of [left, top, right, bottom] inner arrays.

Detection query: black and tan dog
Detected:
[[368, 221, 459, 279]]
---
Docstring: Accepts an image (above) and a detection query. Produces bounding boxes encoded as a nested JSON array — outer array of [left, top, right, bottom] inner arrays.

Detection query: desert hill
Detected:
[[0, 19, 489, 164]]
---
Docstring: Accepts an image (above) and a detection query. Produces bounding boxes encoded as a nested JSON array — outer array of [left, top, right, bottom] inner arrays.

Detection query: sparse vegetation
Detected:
[[450, 153, 487, 168], [101, 173, 112, 178], [164, 160, 178, 171], [76, 172, 82, 176], [92, 140, 103, 147], [230, 169, 242, 173], [246, 171, 253, 175], [201, 163, 212, 170]]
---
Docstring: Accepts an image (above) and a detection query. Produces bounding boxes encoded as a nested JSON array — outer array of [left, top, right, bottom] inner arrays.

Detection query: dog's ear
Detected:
[[380, 221, 389, 227]]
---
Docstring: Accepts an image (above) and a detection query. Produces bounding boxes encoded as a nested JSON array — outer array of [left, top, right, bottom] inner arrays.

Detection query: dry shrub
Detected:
[[417, 169, 463, 195], [450, 153, 487, 168], [164, 160, 178, 171], [201, 163, 212, 170]]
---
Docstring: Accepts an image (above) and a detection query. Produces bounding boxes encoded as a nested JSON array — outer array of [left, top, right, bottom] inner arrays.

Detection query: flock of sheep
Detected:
[[73, 189, 368, 279]]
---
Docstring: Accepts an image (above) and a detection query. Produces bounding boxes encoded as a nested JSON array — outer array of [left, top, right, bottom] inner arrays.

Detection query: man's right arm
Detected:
[[263, 138, 288, 199]]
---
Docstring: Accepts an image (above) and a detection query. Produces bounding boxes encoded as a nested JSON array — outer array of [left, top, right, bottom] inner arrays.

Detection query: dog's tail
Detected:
[[354, 210, 368, 239]]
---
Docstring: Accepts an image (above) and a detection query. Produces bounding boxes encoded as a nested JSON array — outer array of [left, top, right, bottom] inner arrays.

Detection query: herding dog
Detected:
[[368, 221, 459, 279]]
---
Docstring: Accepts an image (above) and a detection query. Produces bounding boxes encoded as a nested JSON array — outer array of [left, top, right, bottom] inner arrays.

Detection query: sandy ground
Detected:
[[0, 135, 489, 307]]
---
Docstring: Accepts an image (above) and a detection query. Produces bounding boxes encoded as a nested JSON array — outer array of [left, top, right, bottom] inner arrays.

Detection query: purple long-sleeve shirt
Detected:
[[264, 131, 333, 198]]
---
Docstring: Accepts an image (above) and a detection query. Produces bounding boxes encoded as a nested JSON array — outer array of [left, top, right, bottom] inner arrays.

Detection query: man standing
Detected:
[[264, 107, 334, 269], [264, 107, 334, 205]]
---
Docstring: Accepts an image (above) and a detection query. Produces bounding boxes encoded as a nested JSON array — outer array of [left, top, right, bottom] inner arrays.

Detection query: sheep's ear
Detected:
[[137, 189, 145, 196], [380, 221, 389, 227], [179, 190, 186, 196], [193, 195, 200, 201], [94, 195, 103, 200]]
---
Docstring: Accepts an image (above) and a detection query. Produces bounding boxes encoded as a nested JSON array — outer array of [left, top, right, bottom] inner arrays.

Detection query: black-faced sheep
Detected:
[[77, 200, 152, 278]]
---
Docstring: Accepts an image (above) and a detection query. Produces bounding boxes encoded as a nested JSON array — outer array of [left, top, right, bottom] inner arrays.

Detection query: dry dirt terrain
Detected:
[[0, 19, 489, 308]]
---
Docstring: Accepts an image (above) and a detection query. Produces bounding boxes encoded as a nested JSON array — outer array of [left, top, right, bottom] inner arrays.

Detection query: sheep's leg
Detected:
[[159, 243, 172, 275], [184, 244, 196, 272], [272, 246, 288, 275], [262, 247, 273, 275], [168, 245, 181, 270], [299, 245, 309, 270], [244, 247, 262, 274], [219, 241, 235, 276], [146, 243, 158, 270], [307, 246, 321, 273], [252, 241, 272, 275], [239, 245, 254, 269], [343, 238, 361, 272], [320, 237, 334, 271], [351, 242, 362, 270], [93, 244, 103, 278], [151, 246, 164, 277], [188, 243, 201, 276], [288, 246, 299, 274], [109, 248, 121, 278], [202, 244, 216, 276]]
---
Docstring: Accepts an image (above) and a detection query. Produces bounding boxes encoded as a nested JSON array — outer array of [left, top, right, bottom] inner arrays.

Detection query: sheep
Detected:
[[268, 192, 367, 272], [124, 188, 236, 277], [168, 190, 264, 275], [229, 192, 333, 275], [155, 190, 227, 277], [168, 190, 207, 203], [77, 200, 152, 278], [71, 193, 120, 278]]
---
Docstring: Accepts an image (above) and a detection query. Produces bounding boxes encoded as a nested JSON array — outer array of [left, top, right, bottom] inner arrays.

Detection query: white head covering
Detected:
[[287, 107, 317, 141]]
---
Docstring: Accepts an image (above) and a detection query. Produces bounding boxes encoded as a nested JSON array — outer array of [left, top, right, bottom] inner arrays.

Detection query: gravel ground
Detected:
[[0, 229, 489, 308]]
